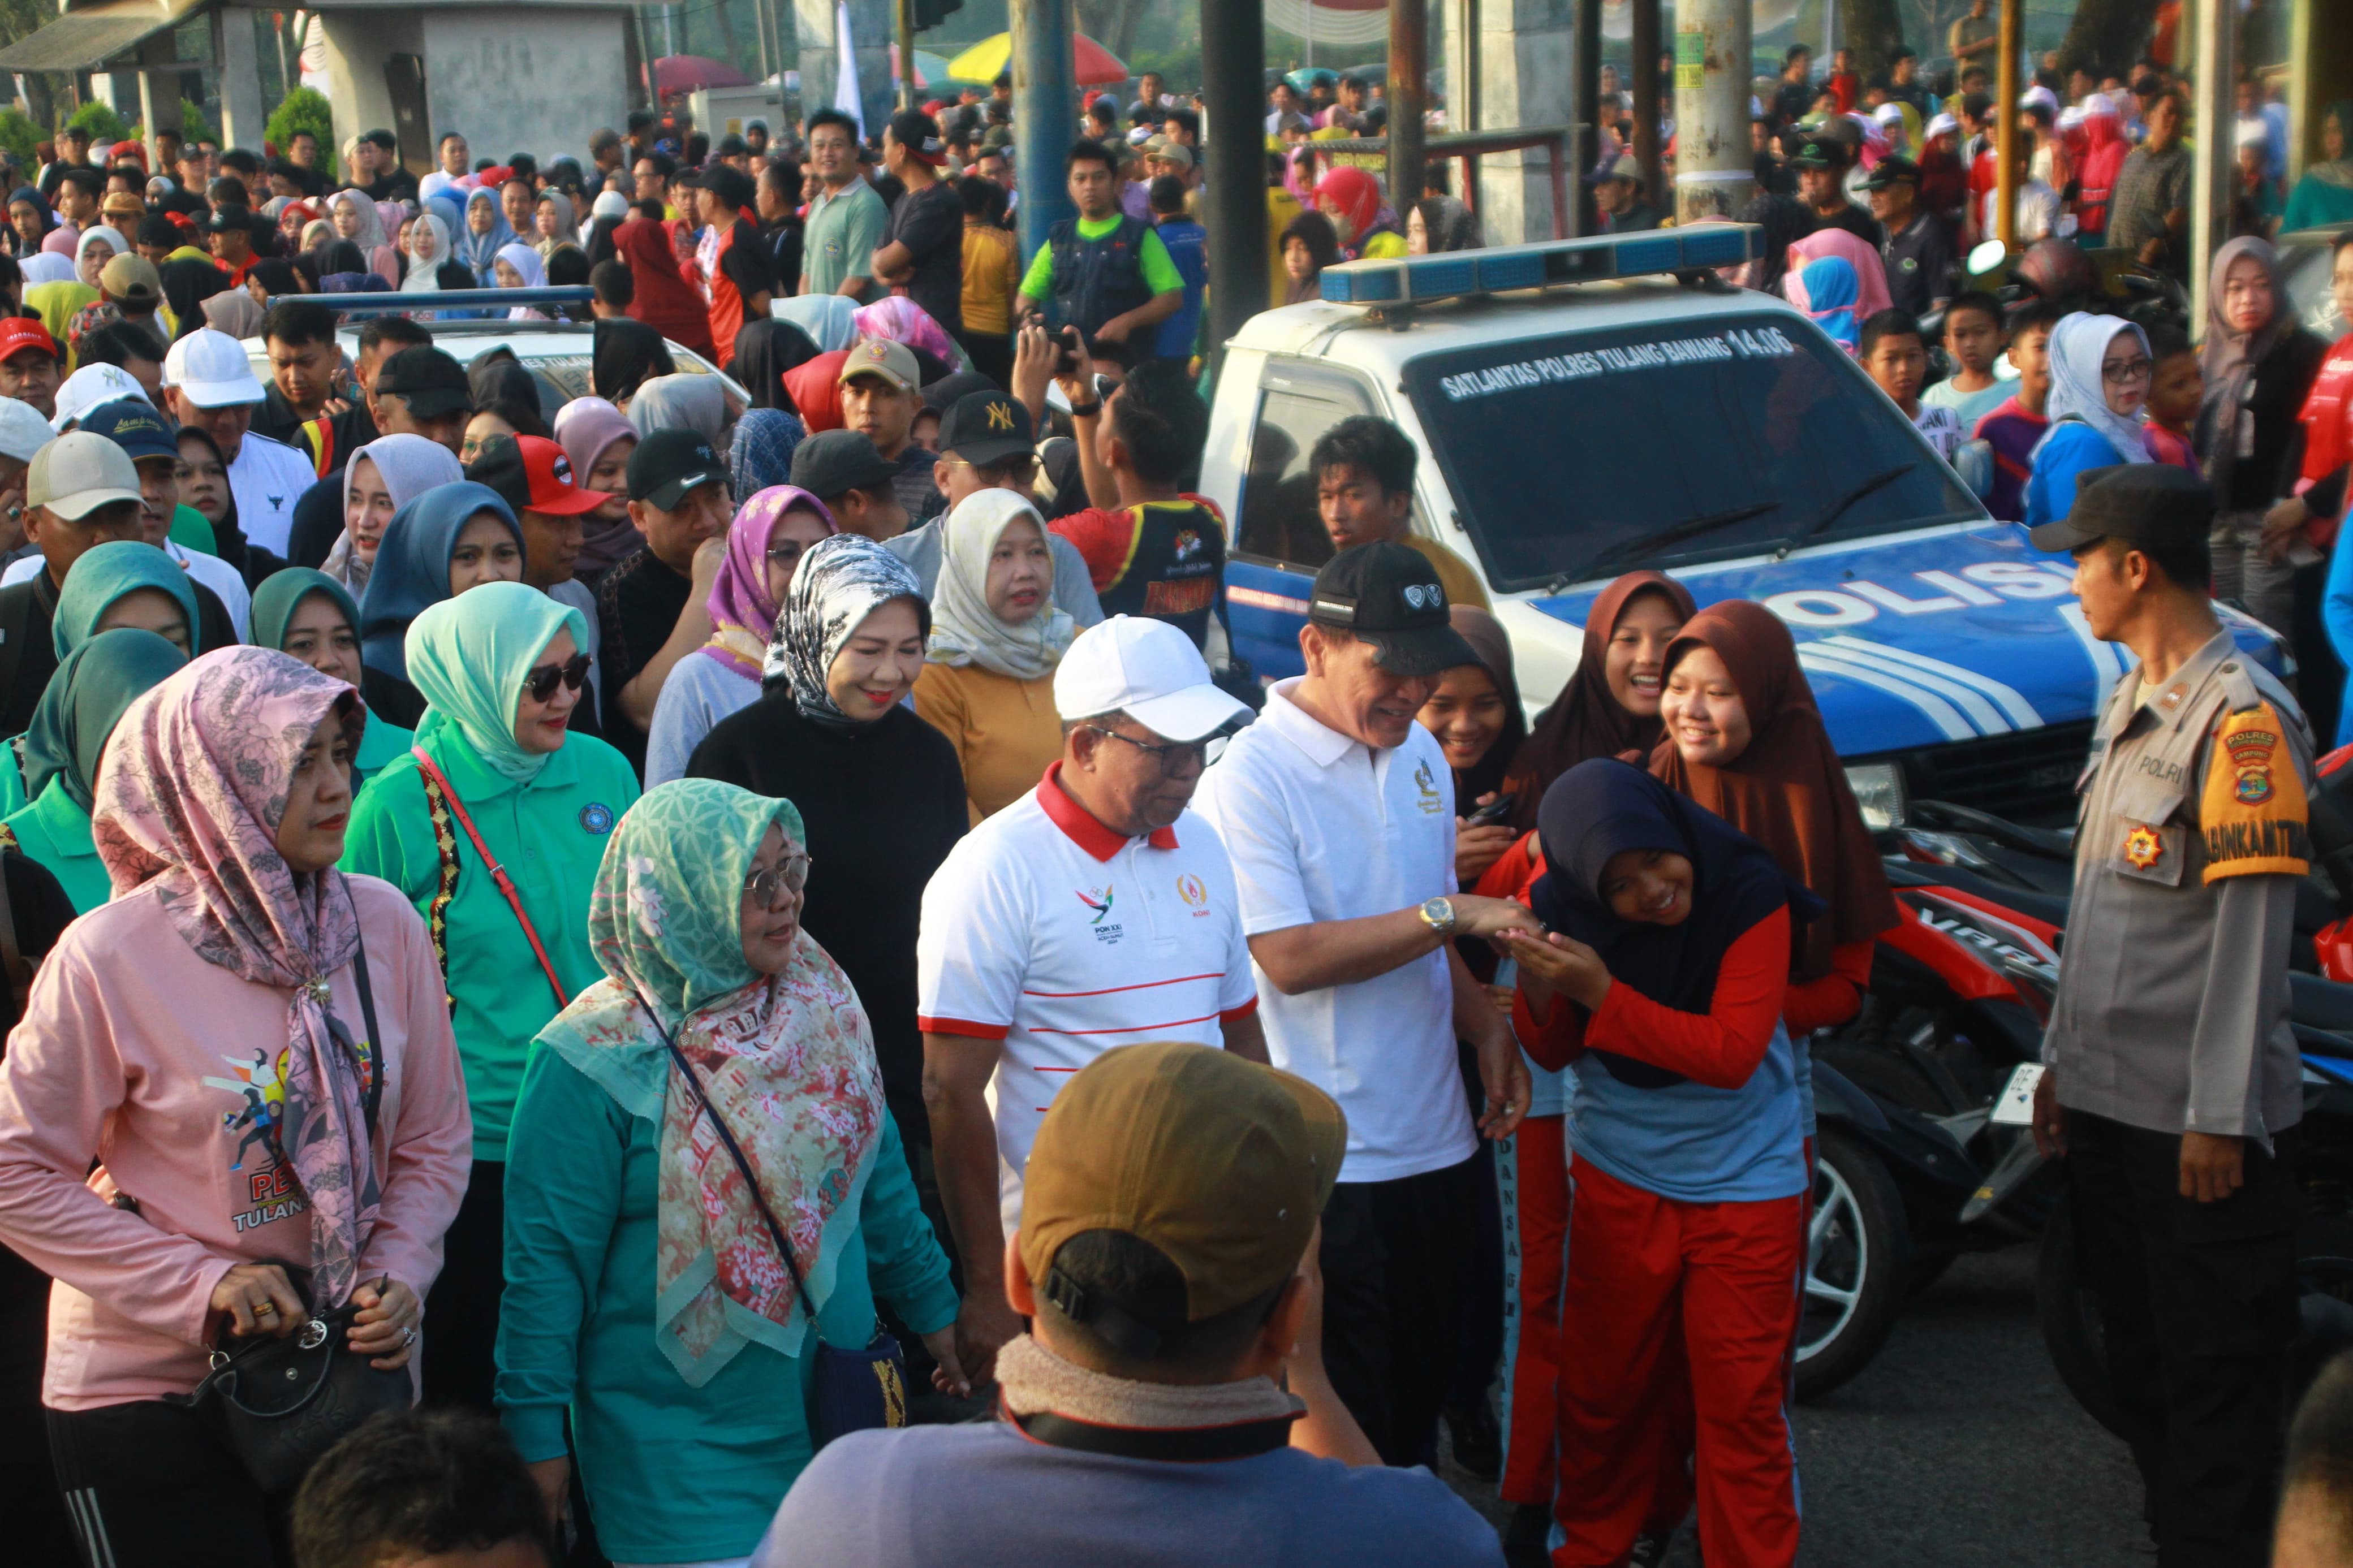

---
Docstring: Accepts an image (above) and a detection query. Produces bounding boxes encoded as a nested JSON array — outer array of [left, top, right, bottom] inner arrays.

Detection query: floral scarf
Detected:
[[702, 486, 837, 680], [92, 647, 379, 1306], [765, 533, 929, 727], [536, 780, 886, 1384]]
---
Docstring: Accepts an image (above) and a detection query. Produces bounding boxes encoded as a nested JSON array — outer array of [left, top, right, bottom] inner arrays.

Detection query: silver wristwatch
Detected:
[[1417, 896, 1458, 938]]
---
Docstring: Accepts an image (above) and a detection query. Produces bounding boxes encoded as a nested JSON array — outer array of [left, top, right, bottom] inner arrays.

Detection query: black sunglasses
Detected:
[[521, 652, 592, 703]]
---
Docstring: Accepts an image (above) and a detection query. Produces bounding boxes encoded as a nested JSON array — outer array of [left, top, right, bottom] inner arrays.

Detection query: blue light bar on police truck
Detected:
[[1318, 224, 1764, 306]]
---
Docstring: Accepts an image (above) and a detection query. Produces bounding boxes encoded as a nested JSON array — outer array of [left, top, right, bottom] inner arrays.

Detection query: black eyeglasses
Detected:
[[520, 652, 592, 703], [766, 539, 811, 567], [2101, 356, 2153, 385], [743, 852, 812, 908], [1084, 724, 1210, 777]]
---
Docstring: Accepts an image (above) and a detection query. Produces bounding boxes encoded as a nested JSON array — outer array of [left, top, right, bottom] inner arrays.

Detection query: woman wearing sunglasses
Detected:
[[341, 581, 641, 1415], [644, 485, 839, 788]]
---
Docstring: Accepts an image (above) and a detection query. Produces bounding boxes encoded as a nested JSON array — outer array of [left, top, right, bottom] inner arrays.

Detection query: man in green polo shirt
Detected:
[[800, 109, 887, 301], [1016, 140, 1184, 348]]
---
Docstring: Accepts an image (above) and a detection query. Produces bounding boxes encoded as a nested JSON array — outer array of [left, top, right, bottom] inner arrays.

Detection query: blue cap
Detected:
[[77, 398, 177, 463]]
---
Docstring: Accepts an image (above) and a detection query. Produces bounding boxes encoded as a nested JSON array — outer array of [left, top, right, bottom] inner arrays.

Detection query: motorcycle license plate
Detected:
[[1988, 1062, 2045, 1126]]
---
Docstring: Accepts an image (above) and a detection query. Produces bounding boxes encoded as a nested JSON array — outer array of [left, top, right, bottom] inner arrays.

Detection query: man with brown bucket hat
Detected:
[[751, 1043, 1503, 1567]]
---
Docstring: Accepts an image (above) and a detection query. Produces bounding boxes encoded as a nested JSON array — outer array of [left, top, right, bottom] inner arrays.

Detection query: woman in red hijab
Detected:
[[1313, 165, 1406, 261], [613, 215, 717, 360]]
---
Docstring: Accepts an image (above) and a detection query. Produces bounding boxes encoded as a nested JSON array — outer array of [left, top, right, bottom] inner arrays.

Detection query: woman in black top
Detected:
[[686, 534, 963, 1150]]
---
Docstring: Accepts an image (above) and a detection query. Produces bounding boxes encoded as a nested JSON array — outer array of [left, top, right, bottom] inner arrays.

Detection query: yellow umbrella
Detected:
[[945, 31, 1130, 88]]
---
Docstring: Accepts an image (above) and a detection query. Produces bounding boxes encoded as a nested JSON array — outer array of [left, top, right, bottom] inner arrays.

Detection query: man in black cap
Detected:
[[204, 206, 259, 286], [596, 427, 731, 776], [1790, 134, 1881, 243], [872, 109, 964, 336], [364, 345, 471, 456], [2028, 464, 2311, 1568], [1864, 156, 1951, 316], [1193, 541, 1529, 1468], [791, 429, 909, 543]]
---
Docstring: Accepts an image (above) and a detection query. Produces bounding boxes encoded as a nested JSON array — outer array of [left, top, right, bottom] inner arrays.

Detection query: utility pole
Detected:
[[1672, 0, 1751, 223], [1994, 0, 2019, 247], [1388, 0, 1427, 218], [2188, 0, 2235, 323], [1571, 0, 1598, 235], [897, 0, 915, 110], [1010, 0, 1075, 262], [1201, 0, 1268, 372]]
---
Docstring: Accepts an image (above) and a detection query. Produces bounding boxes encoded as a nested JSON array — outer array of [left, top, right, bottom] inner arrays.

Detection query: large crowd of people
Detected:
[[0, 28, 2340, 1568]]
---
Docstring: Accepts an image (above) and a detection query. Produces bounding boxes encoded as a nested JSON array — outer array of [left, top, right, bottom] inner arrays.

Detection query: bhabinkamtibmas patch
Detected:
[[2201, 701, 2311, 882]]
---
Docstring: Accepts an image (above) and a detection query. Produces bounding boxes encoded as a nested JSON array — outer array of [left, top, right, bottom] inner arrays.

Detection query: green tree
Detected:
[[0, 107, 36, 165], [265, 87, 331, 157], [63, 101, 128, 144]]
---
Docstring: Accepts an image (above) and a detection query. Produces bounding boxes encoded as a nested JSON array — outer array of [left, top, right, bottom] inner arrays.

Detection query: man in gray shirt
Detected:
[[2029, 464, 2309, 1568], [799, 109, 886, 301]]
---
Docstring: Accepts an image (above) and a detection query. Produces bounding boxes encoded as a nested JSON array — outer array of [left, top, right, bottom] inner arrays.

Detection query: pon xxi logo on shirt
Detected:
[[1074, 884, 1123, 944]]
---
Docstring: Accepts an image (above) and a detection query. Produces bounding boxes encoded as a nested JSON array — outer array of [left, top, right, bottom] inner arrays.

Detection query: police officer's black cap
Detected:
[[789, 429, 898, 499], [1788, 136, 1847, 170], [938, 390, 1033, 467], [1861, 155, 1920, 190], [2027, 464, 2217, 555], [627, 427, 725, 509], [374, 347, 469, 418], [1307, 541, 1476, 677]]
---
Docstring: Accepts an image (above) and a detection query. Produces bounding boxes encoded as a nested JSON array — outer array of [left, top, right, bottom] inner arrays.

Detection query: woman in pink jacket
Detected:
[[0, 646, 472, 1567]]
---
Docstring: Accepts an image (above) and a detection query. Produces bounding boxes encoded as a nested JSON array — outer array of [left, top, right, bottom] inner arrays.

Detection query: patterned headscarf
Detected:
[[854, 296, 959, 367], [765, 533, 928, 726], [925, 489, 1075, 681], [535, 779, 886, 1384], [93, 647, 380, 1307], [702, 486, 836, 680], [729, 408, 806, 499]]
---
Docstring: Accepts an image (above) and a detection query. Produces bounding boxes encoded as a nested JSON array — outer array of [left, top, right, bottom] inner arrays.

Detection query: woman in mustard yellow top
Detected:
[[912, 489, 1074, 822]]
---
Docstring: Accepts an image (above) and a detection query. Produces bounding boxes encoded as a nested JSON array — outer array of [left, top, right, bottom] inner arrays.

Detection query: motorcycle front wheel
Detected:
[[2034, 1202, 2129, 1437], [1794, 1129, 1912, 1401]]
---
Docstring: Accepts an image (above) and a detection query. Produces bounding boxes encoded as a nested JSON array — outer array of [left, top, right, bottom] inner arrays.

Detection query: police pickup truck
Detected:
[[1197, 226, 2282, 826]]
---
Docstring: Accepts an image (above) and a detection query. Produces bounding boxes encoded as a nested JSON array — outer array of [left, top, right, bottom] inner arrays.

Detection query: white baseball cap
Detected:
[[26, 430, 142, 520], [1053, 614, 1253, 743], [51, 361, 153, 431], [0, 396, 53, 463], [162, 328, 265, 408]]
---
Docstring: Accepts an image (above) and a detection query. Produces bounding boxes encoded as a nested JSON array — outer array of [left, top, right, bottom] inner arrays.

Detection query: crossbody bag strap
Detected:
[[627, 988, 826, 1345], [343, 881, 386, 1136], [410, 747, 568, 1011]]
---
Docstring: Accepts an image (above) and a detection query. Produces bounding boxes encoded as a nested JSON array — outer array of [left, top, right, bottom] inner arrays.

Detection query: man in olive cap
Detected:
[[2029, 463, 2311, 1568]]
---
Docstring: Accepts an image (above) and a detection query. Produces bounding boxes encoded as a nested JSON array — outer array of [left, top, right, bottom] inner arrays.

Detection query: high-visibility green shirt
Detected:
[[1, 780, 103, 913], [1017, 213, 1185, 302], [341, 723, 639, 1161]]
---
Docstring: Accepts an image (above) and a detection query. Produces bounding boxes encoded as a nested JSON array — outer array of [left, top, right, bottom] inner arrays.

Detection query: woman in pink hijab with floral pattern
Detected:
[[0, 646, 470, 1557]]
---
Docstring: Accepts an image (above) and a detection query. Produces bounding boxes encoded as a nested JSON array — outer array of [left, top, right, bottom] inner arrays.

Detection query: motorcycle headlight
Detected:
[[1846, 762, 1909, 831]]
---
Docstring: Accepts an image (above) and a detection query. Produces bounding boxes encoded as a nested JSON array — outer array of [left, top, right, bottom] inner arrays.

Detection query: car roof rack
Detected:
[[1318, 224, 1764, 308]]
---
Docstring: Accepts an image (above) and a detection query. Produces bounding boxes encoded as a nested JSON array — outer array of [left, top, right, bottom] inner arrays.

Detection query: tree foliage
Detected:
[[0, 107, 36, 164], [265, 87, 332, 157], [64, 101, 128, 143]]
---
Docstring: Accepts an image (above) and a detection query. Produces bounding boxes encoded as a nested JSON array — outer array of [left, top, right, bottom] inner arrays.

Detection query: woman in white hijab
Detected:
[[322, 434, 467, 598], [2022, 312, 2152, 533], [330, 189, 399, 286], [493, 243, 550, 320], [399, 211, 471, 319], [73, 226, 125, 289], [909, 489, 1076, 822]]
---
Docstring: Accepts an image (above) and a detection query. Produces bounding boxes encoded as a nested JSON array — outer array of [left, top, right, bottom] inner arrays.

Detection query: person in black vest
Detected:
[[1046, 359, 1225, 650], [1014, 141, 1184, 349]]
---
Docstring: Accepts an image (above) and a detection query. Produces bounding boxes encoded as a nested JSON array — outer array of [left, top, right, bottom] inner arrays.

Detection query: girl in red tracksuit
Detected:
[[1502, 760, 1818, 1568]]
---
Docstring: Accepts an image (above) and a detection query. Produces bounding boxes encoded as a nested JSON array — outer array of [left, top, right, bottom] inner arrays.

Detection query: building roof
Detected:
[[0, 0, 209, 73]]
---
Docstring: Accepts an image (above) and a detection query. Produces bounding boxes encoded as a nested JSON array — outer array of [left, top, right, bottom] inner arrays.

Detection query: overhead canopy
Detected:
[[0, 0, 210, 74]]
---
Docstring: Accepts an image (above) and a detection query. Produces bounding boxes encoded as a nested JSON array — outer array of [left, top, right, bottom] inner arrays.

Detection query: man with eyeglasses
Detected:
[[884, 388, 1105, 626], [918, 614, 1264, 1385]]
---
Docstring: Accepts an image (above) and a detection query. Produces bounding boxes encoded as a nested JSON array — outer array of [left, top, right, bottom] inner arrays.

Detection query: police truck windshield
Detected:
[[1402, 315, 1982, 593]]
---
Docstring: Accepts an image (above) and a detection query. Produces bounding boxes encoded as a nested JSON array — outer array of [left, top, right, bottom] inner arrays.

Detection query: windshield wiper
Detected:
[[1546, 502, 1780, 595], [1777, 464, 1916, 558]]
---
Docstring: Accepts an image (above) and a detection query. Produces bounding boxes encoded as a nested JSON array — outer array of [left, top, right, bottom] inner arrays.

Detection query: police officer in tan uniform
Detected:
[[2029, 464, 2312, 1568]]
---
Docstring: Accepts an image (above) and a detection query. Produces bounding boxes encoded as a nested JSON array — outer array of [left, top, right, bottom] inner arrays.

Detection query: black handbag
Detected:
[[175, 913, 412, 1495], [632, 989, 911, 1447]]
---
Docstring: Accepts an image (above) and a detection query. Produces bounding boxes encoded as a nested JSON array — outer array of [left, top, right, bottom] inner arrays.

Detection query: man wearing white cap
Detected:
[[918, 614, 1263, 1384], [48, 360, 152, 432], [0, 432, 144, 737], [160, 328, 316, 555], [0, 397, 53, 554]]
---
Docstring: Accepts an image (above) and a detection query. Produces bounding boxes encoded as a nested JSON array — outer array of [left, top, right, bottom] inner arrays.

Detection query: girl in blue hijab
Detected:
[[454, 187, 518, 286], [1795, 256, 1863, 355], [355, 481, 526, 725]]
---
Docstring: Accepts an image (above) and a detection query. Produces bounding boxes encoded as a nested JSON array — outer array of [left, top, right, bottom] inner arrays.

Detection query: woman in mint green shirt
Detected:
[[341, 580, 640, 1412], [498, 780, 960, 1565], [0, 629, 186, 910], [251, 568, 415, 787]]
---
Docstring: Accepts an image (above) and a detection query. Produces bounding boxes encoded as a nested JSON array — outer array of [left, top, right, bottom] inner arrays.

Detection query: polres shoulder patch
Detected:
[[2201, 699, 2310, 882]]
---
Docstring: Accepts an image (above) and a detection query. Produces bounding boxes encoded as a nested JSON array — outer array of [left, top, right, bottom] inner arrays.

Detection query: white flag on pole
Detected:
[[834, 1, 864, 140]]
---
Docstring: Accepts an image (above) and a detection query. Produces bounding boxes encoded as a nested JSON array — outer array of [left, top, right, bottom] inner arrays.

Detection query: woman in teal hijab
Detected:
[[2286, 102, 2353, 233], [252, 567, 415, 787], [0, 629, 188, 910], [355, 480, 526, 727], [499, 779, 961, 1566], [0, 542, 206, 818], [339, 579, 640, 1411]]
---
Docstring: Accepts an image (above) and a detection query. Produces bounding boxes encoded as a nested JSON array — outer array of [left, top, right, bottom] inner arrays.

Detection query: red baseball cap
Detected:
[[469, 434, 610, 516], [0, 318, 58, 365]]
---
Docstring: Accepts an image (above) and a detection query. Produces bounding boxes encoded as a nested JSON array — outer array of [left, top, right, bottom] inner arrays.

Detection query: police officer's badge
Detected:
[[579, 802, 615, 834], [2123, 824, 2163, 870], [2224, 723, 2279, 805]]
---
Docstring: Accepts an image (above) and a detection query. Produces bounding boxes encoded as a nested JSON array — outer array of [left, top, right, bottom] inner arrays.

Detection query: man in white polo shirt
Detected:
[[1192, 539, 1530, 1468], [919, 614, 1264, 1383], [160, 328, 316, 556]]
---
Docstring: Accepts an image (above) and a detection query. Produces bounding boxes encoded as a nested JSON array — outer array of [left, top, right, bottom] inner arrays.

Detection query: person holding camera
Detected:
[[1014, 141, 1184, 348]]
